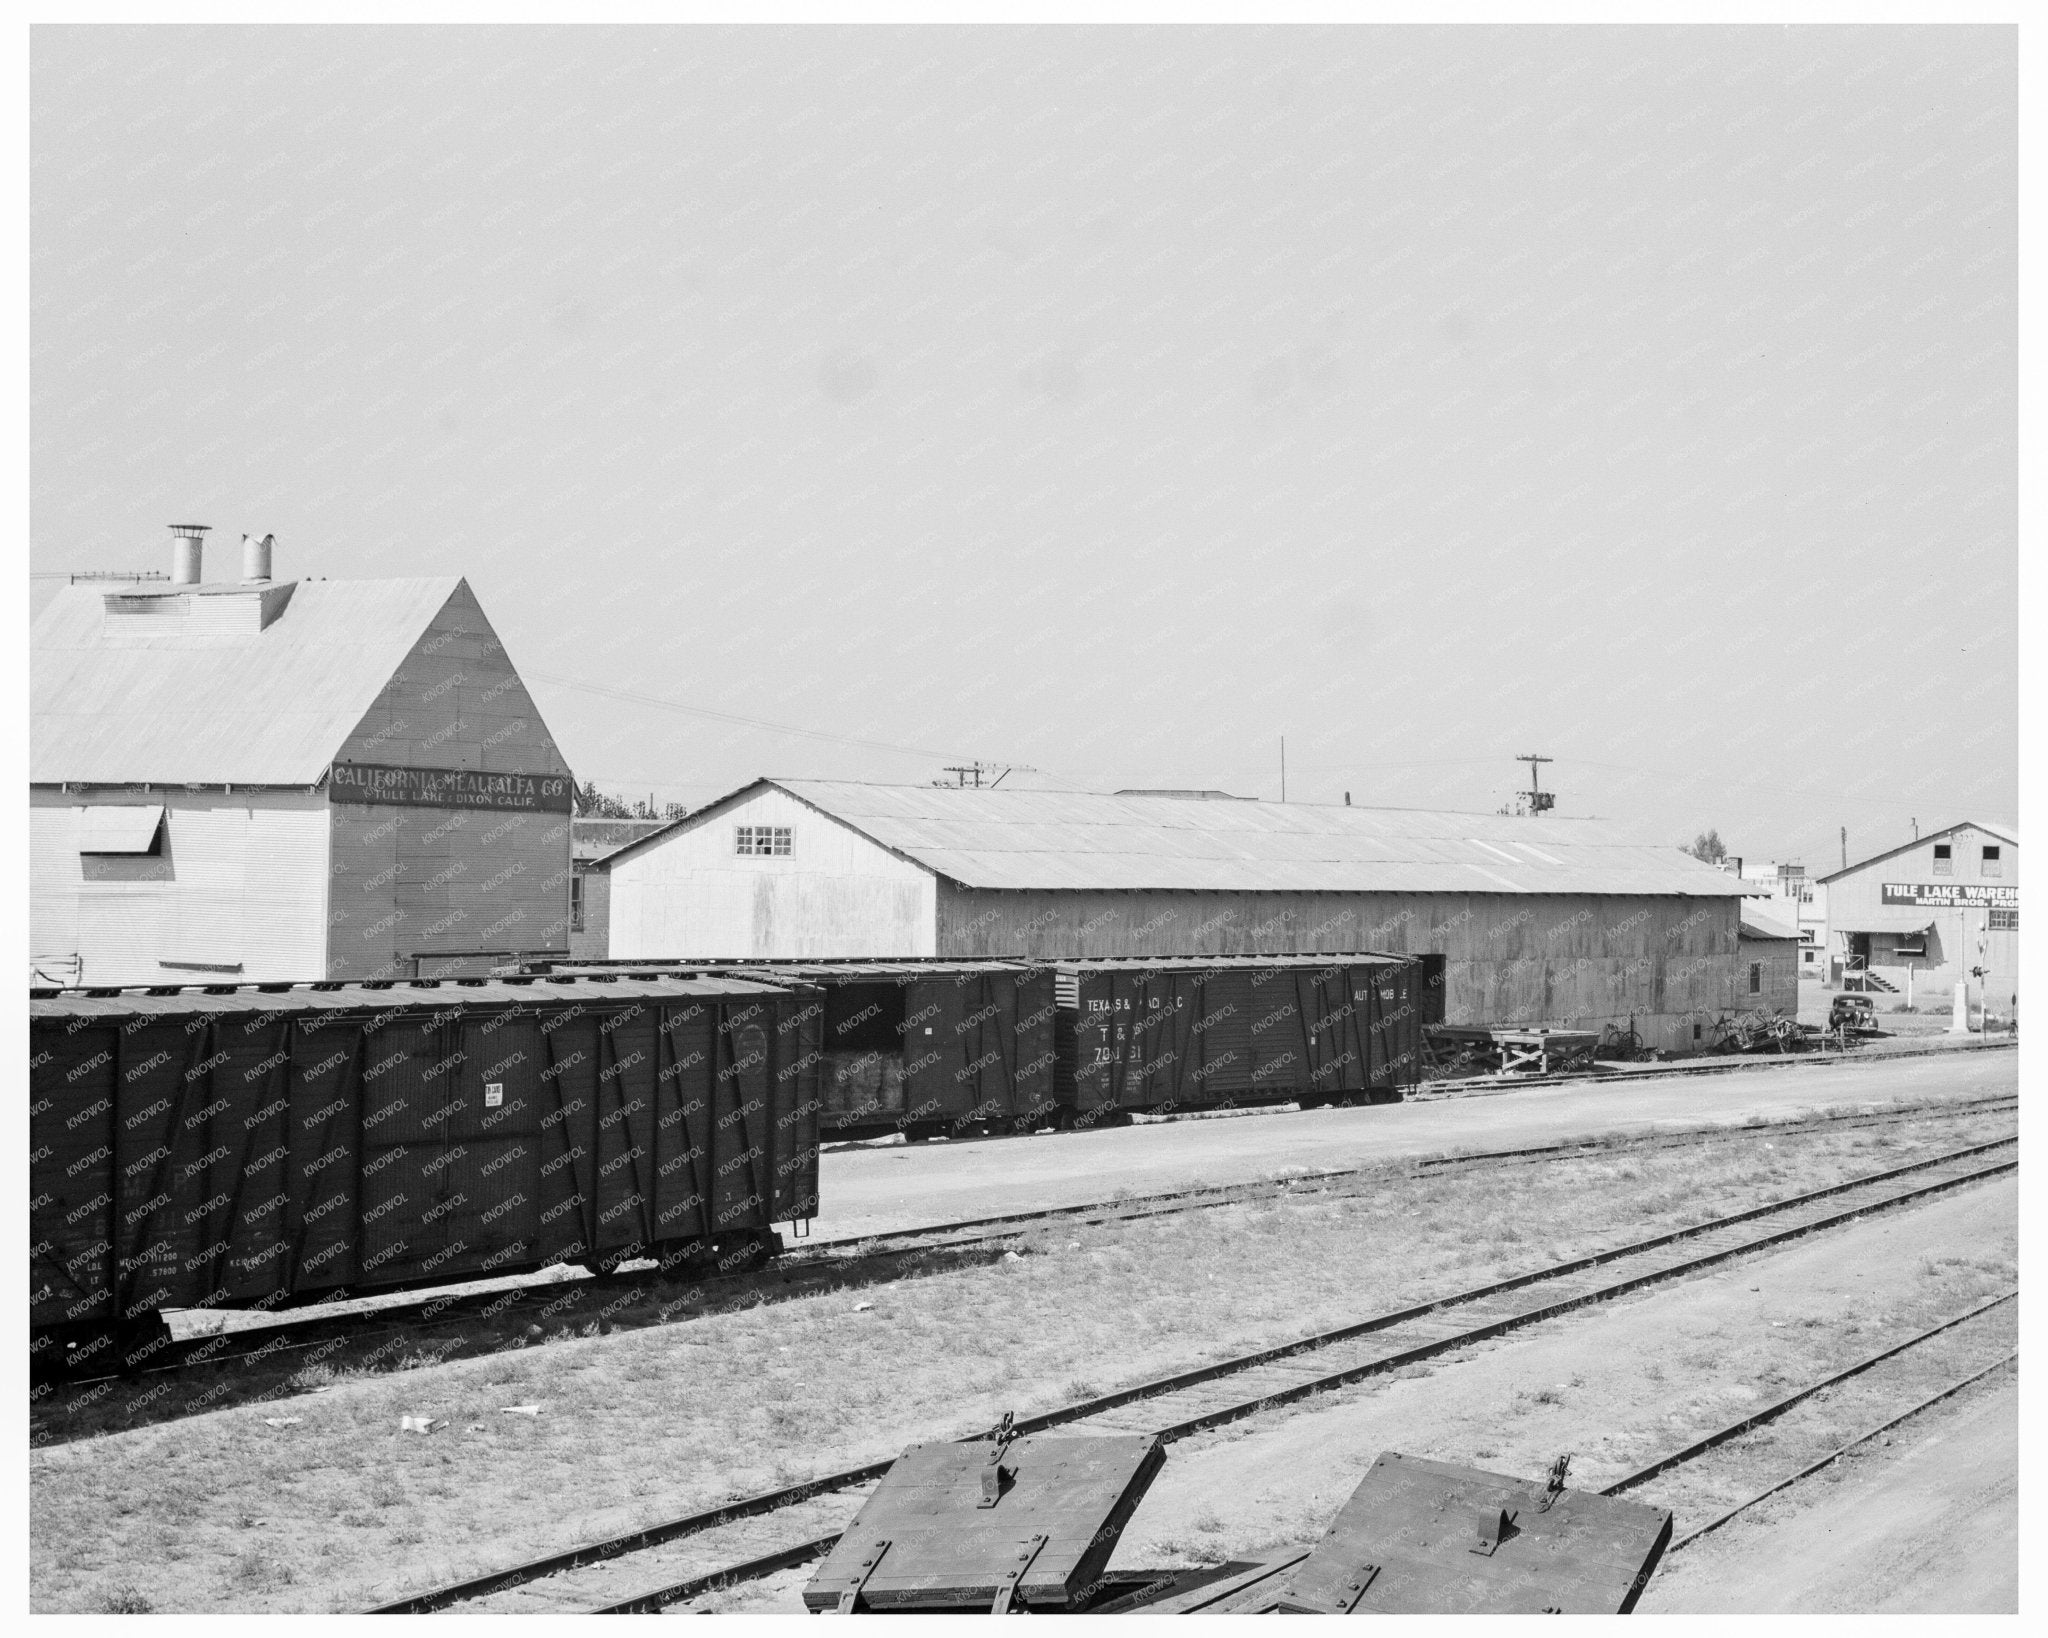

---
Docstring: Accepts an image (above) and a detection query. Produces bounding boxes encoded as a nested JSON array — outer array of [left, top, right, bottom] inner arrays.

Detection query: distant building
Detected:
[[570, 817, 673, 958], [31, 529, 574, 984], [1816, 822, 2017, 1010], [1736, 903, 1801, 1018], [602, 777, 1749, 1052], [1721, 857, 1825, 977]]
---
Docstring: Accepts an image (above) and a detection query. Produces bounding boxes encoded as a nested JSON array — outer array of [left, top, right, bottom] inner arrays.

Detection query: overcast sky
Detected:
[[31, 25, 2016, 869]]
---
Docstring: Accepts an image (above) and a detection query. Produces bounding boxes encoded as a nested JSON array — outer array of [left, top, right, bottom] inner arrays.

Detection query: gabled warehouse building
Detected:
[[603, 778, 1749, 1051], [31, 530, 574, 985], [1816, 820, 2017, 1010]]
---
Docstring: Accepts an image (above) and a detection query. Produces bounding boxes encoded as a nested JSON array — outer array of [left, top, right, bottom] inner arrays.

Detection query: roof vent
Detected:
[[169, 523, 209, 585], [242, 533, 274, 583]]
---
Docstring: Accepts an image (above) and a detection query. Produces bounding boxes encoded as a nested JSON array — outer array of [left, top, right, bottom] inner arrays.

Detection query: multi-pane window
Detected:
[[736, 825, 792, 856], [1932, 843, 1952, 876], [570, 872, 586, 932], [1990, 909, 2018, 932], [1748, 962, 1763, 994], [1981, 845, 2002, 878]]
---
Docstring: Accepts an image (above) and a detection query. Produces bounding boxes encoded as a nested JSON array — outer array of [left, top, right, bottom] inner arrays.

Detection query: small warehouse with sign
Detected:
[[1816, 820, 2018, 1012], [29, 528, 575, 984]]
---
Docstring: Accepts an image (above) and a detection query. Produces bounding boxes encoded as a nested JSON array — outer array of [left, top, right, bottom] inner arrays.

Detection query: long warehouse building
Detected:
[[602, 778, 1750, 1052]]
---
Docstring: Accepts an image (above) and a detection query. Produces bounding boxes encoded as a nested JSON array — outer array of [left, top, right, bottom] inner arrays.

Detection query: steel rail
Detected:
[[589, 1168, 2018, 1617], [368, 1133, 2015, 1613], [73, 1093, 2016, 1395], [1600, 1290, 2016, 1497], [1095, 1306, 2019, 1616], [1663, 1350, 2019, 1554], [1127, 1152, 2016, 1445]]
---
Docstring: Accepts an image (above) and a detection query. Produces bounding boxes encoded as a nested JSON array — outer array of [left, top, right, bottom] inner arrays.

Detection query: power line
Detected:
[[1549, 754, 2003, 816], [523, 671, 974, 763]]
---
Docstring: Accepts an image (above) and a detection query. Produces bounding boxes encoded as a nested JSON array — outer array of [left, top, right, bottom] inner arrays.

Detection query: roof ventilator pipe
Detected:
[[242, 532, 274, 583], [169, 523, 209, 585]]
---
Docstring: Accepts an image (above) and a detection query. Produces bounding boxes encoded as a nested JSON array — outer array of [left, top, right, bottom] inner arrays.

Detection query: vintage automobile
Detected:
[[1828, 993, 1882, 1036]]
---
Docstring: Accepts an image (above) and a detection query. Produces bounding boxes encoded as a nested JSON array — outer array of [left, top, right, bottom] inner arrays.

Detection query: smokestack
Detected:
[[242, 532, 274, 583], [169, 523, 210, 585]]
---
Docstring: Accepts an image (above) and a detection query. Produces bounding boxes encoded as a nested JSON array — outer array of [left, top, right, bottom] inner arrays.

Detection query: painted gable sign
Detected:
[[330, 762, 573, 813]]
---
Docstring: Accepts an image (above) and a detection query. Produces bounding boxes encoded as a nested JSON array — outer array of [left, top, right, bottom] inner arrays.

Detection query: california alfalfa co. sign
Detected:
[[329, 762, 573, 813], [1880, 882, 2018, 909]]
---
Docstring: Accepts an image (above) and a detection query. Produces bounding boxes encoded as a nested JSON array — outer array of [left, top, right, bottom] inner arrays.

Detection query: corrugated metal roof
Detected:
[[1053, 952, 1412, 971], [1828, 906, 1943, 936], [1738, 905, 1800, 940], [535, 958, 1044, 980], [27, 972, 804, 1022], [744, 780, 1750, 898], [31, 577, 464, 786]]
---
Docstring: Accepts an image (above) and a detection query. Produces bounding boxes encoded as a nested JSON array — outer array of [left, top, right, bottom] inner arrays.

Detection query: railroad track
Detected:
[[1103, 1292, 2018, 1613], [367, 1131, 2017, 1613], [814, 1092, 2019, 1260], [47, 1092, 2015, 1399]]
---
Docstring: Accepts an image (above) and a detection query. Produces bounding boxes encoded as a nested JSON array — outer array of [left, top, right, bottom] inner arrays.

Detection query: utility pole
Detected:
[[1840, 826, 1847, 872], [935, 761, 1037, 789], [1515, 754, 1555, 815], [1280, 737, 1287, 803]]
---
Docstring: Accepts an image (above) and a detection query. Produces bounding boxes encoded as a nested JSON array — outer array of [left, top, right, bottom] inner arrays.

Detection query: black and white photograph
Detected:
[[24, 8, 2024, 1619]]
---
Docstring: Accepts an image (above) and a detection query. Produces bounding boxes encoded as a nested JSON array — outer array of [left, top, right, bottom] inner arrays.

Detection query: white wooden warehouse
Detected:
[[603, 778, 1751, 1051], [31, 533, 574, 986]]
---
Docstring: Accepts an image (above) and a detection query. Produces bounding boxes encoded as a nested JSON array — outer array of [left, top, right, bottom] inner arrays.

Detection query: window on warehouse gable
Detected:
[[736, 825, 792, 856]]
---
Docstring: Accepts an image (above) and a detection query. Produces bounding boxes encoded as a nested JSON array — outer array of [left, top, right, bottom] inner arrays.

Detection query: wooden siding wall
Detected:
[[608, 785, 937, 959], [935, 887, 1741, 1052], [29, 788, 330, 985], [568, 865, 613, 960], [327, 584, 573, 979], [1738, 934, 1801, 1019]]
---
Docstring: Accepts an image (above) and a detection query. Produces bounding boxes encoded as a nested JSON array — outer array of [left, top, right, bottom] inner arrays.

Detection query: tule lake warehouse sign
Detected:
[[1880, 882, 2018, 909]]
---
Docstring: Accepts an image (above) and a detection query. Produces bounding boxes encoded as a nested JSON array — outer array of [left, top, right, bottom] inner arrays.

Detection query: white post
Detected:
[[1905, 962, 1914, 1009], [1950, 969, 1971, 1034]]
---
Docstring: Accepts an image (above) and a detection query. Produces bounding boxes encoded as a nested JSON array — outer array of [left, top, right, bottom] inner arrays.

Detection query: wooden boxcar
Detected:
[[529, 960, 1058, 1139], [29, 973, 822, 1377], [1052, 954, 1422, 1123]]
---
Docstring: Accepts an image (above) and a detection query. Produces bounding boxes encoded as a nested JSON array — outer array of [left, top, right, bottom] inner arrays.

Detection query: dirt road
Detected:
[[813, 1048, 2014, 1241]]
